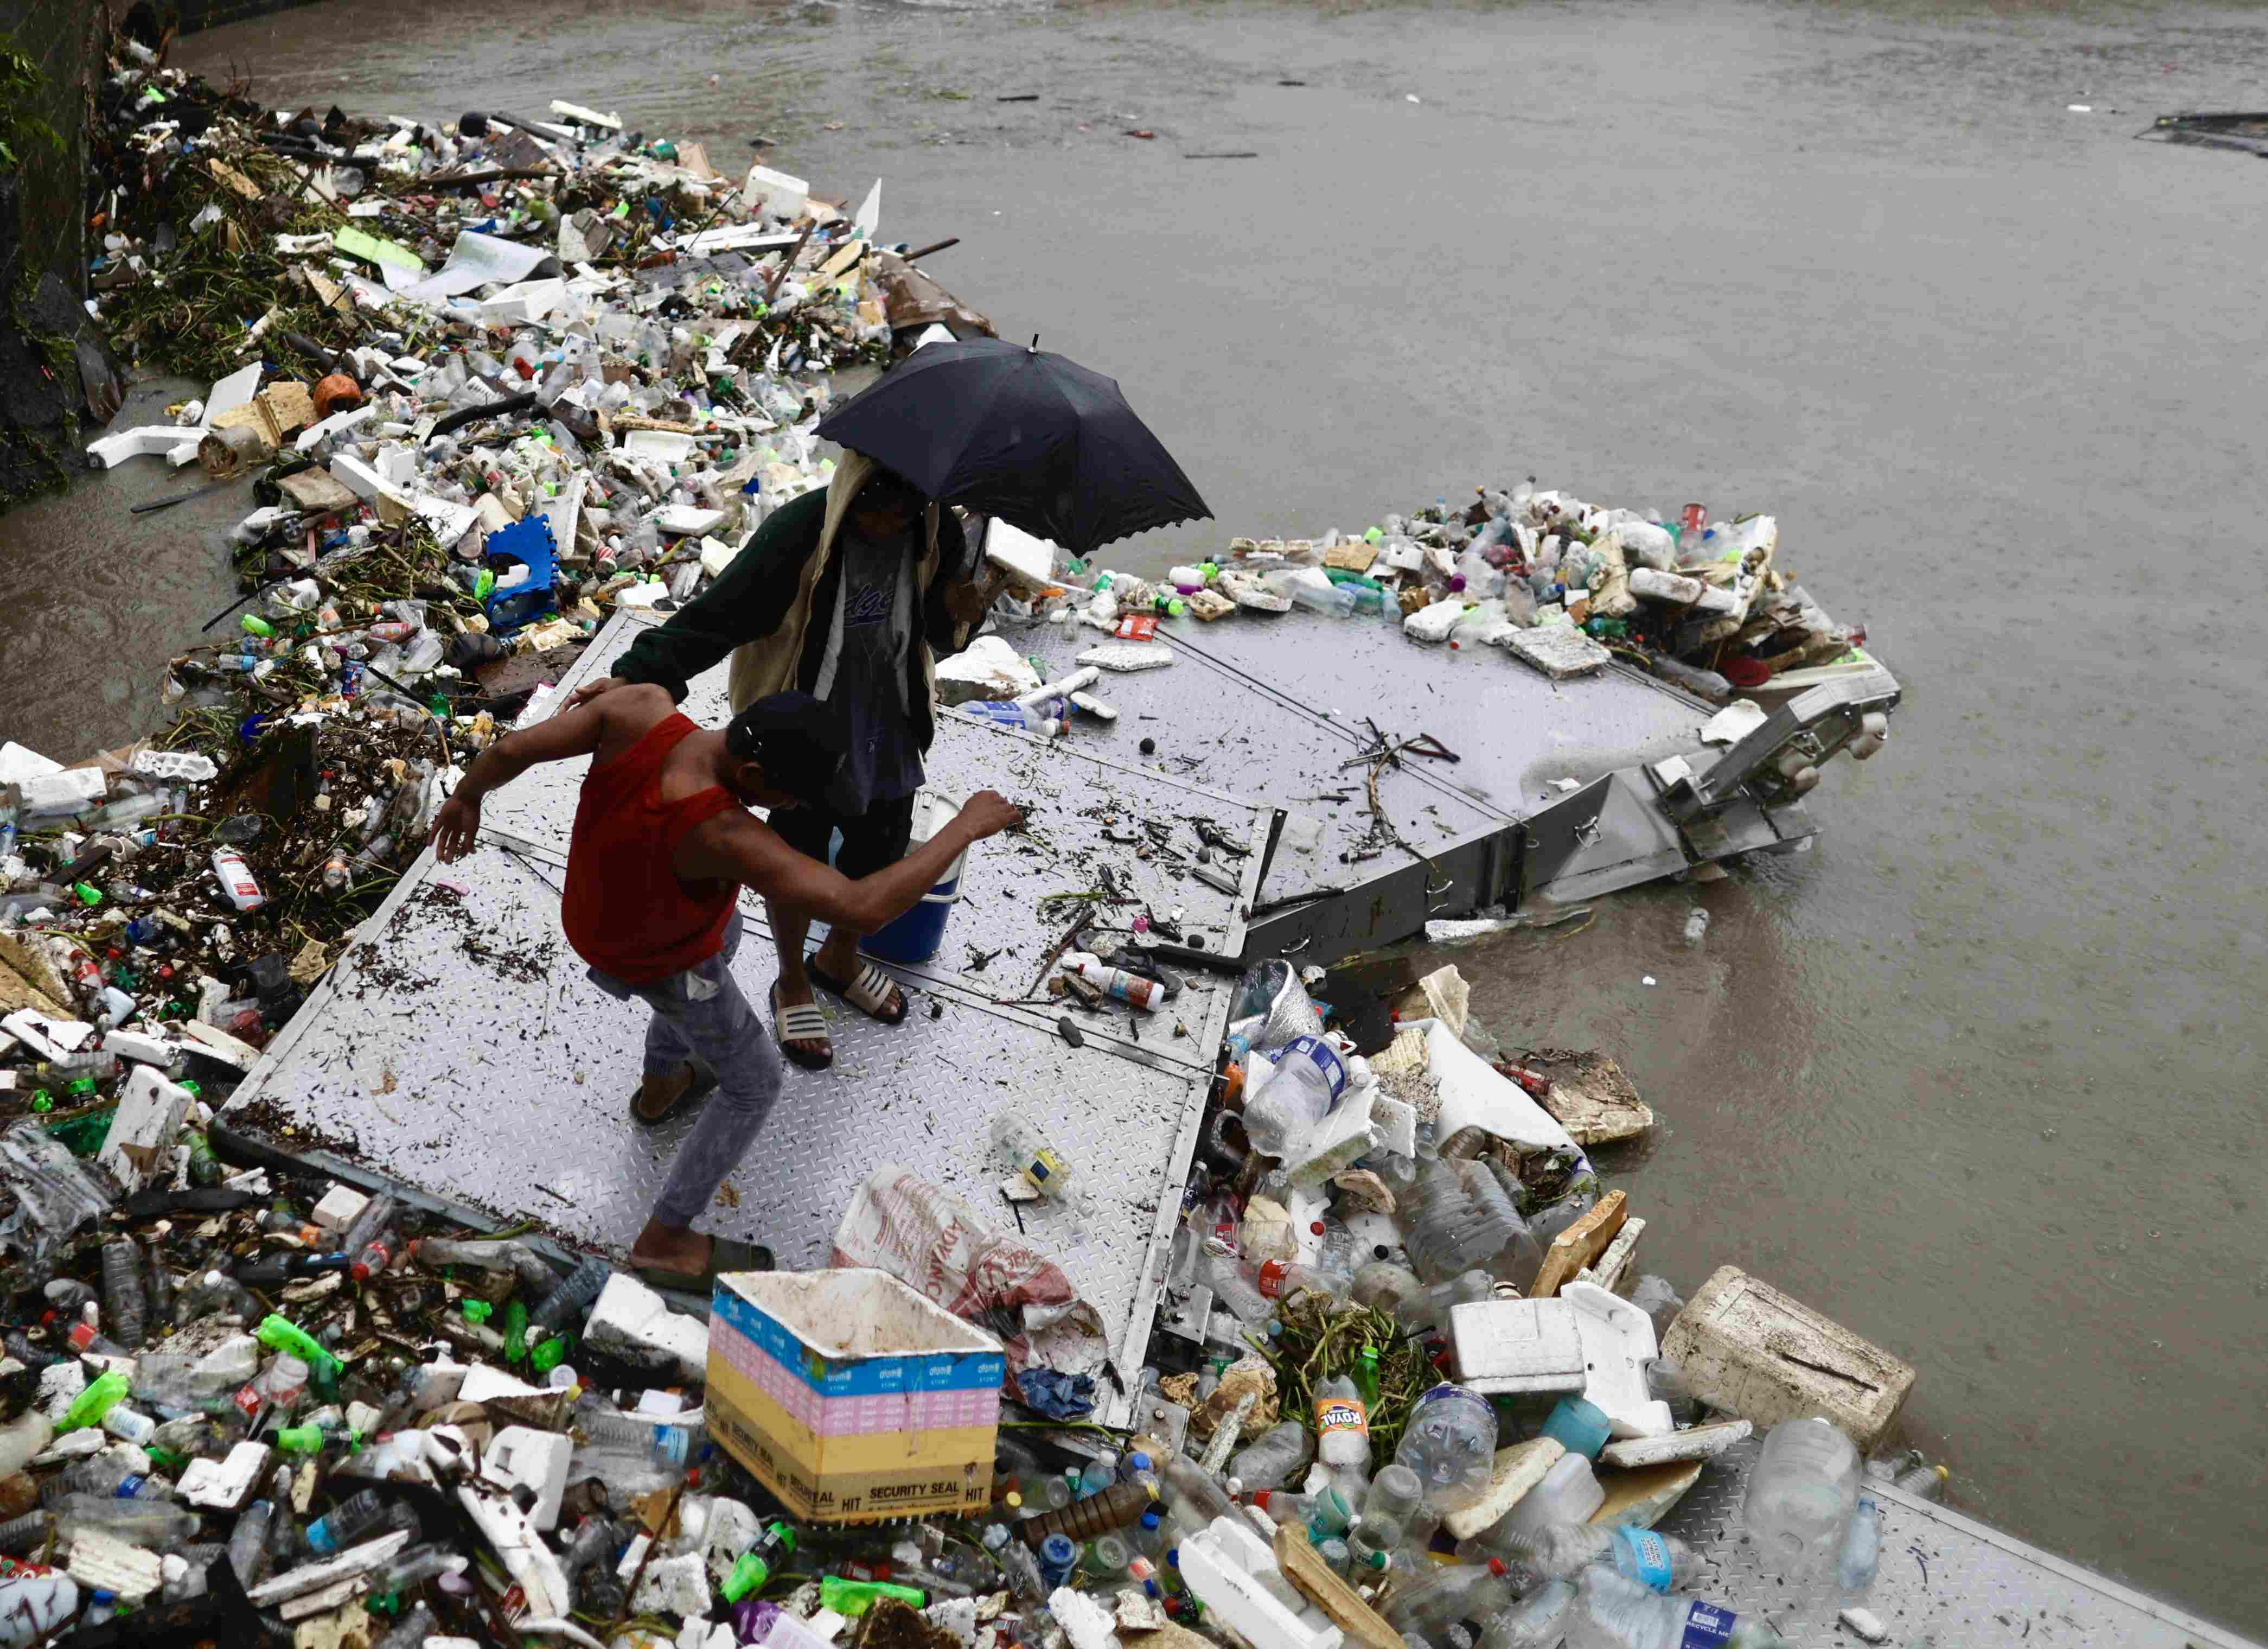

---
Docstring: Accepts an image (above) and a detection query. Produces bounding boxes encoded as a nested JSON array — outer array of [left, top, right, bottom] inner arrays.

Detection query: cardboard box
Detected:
[[706, 1269, 1004, 1523]]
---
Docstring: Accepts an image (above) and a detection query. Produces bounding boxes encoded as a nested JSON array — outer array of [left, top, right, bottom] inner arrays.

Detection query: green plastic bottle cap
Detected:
[[461, 1300, 491, 1325]]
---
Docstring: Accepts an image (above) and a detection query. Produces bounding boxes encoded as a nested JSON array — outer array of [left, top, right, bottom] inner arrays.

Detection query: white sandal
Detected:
[[770, 982, 834, 1070], [810, 958, 908, 1024]]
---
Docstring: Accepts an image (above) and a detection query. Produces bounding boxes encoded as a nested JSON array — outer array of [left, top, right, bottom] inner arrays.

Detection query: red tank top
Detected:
[[562, 714, 740, 985]]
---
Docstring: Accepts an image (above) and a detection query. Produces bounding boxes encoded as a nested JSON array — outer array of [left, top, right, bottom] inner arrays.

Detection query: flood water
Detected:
[[42, 0, 2260, 1626]]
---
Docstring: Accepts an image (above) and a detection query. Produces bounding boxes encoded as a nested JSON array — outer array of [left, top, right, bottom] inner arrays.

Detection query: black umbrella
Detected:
[[814, 337, 1211, 557]]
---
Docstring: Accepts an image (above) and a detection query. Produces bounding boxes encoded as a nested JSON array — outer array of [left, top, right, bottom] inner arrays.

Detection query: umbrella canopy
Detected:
[[814, 337, 1210, 557]]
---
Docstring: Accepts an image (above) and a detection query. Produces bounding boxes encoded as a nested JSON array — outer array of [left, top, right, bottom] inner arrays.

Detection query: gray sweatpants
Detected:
[[588, 913, 785, 1228]]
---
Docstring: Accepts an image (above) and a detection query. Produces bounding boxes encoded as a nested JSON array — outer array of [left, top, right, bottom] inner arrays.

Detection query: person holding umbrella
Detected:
[[571, 451, 1005, 1070], [574, 338, 1209, 1073]]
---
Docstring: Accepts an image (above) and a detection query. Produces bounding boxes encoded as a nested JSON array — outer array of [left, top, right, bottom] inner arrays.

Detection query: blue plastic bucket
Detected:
[[859, 791, 969, 965]]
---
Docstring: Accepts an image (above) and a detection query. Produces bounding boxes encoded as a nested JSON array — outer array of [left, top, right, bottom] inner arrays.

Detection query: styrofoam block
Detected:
[[701, 1498, 761, 1587], [1562, 1282, 1673, 1439], [655, 505, 724, 537], [458, 1364, 548, 1404], [98, 1066, 194, 1194], [1278, 1082, 1376, 1184], [585, 1273, 709, 1379], [1448, 1298, 1585, 1397], [616, 1533, 651, 1580], [764, 1613, 837, 1649], [2, 1010, 94, 1059], [482, 1426, 572, 1531], [458, 1484, 567, 1618], [1597, 1418, 1752, 1470], [1177, 1516, 1341, 1649], [1441, 1438, 1566, 1542], [247, 1531, 413, 1606], [311, 1185, 369, 1231], [1427, 1022, 1579, 1156], [178, 1440, 274, 1510], [631, 1552, 711, 1619], [18, 767, 107, 813], [923, 1597, 980, 1649], [744, 165, 809, 221], [102, 1029, 174, 1067], [86, 426, 202, 468], [1049, 1586, 1122, 1649], [0, 741, 61, 783], [67, 1530, 164, 1601]]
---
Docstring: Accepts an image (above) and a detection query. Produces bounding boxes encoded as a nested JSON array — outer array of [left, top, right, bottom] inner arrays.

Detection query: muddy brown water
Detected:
[[5, 0, 2253, 1627]]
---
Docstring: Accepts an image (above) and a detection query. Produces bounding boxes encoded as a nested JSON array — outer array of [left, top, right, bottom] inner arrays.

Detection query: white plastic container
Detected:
[[211, 847, 265, 912], [1742, 1417, 1861, 1591]]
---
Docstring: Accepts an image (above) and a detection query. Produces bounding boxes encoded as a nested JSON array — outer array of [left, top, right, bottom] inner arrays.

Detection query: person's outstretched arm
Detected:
[[679, 791, 1022, 933], [431, 686, 667, 859]]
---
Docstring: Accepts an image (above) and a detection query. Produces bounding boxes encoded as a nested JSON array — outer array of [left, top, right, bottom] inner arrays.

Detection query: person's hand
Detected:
[[955, 790, 1023, 840], [944, 570, 1011, 626], [567, 676, 624, 709], [432, 793, 482, 862]]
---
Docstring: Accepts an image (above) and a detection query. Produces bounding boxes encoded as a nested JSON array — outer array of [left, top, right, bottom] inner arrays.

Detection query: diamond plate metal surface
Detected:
[[220, 838, 1211, 1374], [482, 613, 1267, 1069], [1656, 1439, 2260, 1647]]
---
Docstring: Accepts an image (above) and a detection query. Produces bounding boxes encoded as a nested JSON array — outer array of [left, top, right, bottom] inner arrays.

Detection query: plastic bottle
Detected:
[[960, 700, 1065, 737], [1741, 1418, 1860, 1590], [1382, 1560, 1517, 1638], [1479, 1580, 1575, 1649], [412, 1236, 555, 1290], [58, 1372, 130, 1435], [1645, 1359, 1697, 1428], [100, 1241, 146, 1351], [1159, 1454, 1238, 1531], [1892, 1461, 1948, 1501], [1228, 1421, 1313, 1493], [1205, 1246, 1276, 1326], [258, 1314, 345, 1387], [1491, 1523, 1702, 1593], [1240, 1035, 1349, 1160], [349, 1230, 400, 1283], [97, 1406, 156, 1447], [1627, 1276, 1683, 1340], [991, 1115, 1081, 1202], [1394, 1385, 1498, 1512], [227, 1499, 274, 1585], [1565, 1567, 1789, 1649], [1313, 1373, 1372, 1480], [719, 1519, 794, 1601], [1018, 1479, 1153, 1547], [1037, 1532, 1078, 1589], [40, 1451, 167, 1506], [1061, 952, 1165, 1012], [0, 1563, 79, 1647], [1395, 1269, 1494, 1339], [56, 1494, 199, 1549], [525, 1254, 611, 1330], [377, 1602, 437, 1649], [1837, 1496, 1879, 1601], [303, 1488, 391, 1556], [210, 848, 266, 912]]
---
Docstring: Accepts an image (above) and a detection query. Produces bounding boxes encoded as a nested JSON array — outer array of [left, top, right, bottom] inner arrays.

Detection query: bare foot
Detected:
[[629, 1220, 712, 1279]]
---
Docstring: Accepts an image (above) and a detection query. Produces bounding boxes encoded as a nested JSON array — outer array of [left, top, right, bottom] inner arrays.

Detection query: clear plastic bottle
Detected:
[[1742, 1418, 1860, 1590], [1228, 1421, 1313, 1492], [302, 1487, 393, 1556], [1836, 1495, 1880, 1601], [1241, 1035, 1350, 1160], [1395, 1269, 1494, 1339], [1627, 1276, 1683, 1340], [1491, 1523, 1702, 1593], [1206, 1245, 1276, 1326], [56, 1494, 199, 1549], [992, 1116, 1080, 1202], [1565, 1567, 1789, 1649], [531, 1255, 615, 1330], [1644, 1358, 1697, 1428], [1382, 1559, 1517, 1638], [1479, 1580, 1575, 1649], [1313, 1373, 1372, 1478], [1394, 1385, 1498, 1512], [1893, 1461, 1948, 1501], [960, 700, 1065, 737], [227, 1499, 274, 1585], [1365, 1462, 1439, 1554]]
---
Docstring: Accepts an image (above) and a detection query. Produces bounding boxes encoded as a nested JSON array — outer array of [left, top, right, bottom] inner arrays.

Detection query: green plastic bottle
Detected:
[[819, 1576, 925, 1615], [721, 1520, 795, 1602], [58, 1370, 130, 1434], [503, 1300, 527, 1364], [257, 1314, 343, 1386], [529, 1333, 573, 1376]]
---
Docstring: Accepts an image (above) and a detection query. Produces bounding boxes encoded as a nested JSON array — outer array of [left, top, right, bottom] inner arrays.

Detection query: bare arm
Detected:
[[431, 691, 650, 861], [678, 792, 1021, 933]]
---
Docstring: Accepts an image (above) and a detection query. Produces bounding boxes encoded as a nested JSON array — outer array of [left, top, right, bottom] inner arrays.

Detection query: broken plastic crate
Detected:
[[705, 1268, 1005, 1523]]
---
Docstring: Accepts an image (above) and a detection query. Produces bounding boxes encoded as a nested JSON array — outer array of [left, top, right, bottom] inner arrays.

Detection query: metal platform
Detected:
[[1659, 1438, 2259, 1648]]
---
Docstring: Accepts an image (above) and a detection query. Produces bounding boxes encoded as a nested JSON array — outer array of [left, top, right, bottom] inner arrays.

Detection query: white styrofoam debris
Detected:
[[457, 1484, 568, 1618], [246, 1531, 413, 1606], [482, 1426, 573, 1532], [584, 1272, 709, 1379], [97, 1065, 195, 1194], [1175, 1516, 1341, 1649], [1047, 1587, 1121, 1649], [178, 1440, 275, 1509], [311, 1185, 370, 1231], [1839, 1606, 1889, 1642], [631, 1552, 712, 1619], [66, 1530, 164, 1601]]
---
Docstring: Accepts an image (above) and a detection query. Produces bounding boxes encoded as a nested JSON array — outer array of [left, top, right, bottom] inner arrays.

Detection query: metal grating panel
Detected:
[[1657, 1439, 2261, 1647], [220, 837, 1209, 1379]]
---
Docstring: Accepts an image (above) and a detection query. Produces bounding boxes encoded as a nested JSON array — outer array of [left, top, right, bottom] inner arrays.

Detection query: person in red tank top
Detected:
[[432, 683, 1021, 1286]]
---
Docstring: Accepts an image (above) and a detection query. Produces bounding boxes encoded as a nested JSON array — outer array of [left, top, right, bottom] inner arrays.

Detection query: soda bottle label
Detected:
[[114, 1475, 146, 1498], [1257, 1260, 1290, 1299], [1677, 1603, 1736, 1647], [1313, 1392, 1368, 1441], [1020, 1148, 1064, 1188]]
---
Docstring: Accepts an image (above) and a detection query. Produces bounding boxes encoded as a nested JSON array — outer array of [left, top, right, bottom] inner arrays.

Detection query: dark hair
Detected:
[[725, 692, 846, 804]]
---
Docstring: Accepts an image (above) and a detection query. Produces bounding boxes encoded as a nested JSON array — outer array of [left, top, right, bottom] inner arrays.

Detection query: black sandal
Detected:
[[628, 1063, 717, 1126], [632, 1236, 774, 1291]]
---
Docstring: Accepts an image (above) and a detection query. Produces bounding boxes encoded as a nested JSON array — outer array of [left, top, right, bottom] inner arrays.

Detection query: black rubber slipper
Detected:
[[628, 1063, 718, 1127]]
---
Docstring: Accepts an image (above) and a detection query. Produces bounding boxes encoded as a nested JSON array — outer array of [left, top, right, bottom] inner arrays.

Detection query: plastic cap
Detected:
[[1486, 1558, 1506, 1576], [1129, 1451, 1152, 1471]]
